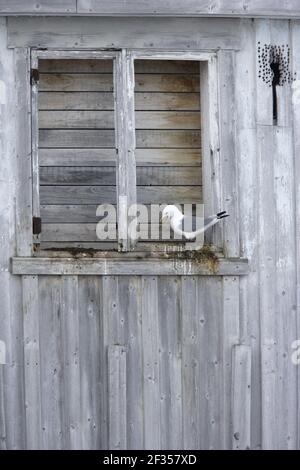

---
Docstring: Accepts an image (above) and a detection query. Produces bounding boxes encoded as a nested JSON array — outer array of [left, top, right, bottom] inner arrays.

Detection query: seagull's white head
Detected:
[[161, 205, 183, 223]]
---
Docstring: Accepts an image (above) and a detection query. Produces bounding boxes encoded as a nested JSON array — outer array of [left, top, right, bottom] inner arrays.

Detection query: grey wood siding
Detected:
[[39, 58, 117, 248], [19, 274, 243, 450], [1, 1, 300, 17], [1, 16, 300, 451], [39, 58, 202, 247]]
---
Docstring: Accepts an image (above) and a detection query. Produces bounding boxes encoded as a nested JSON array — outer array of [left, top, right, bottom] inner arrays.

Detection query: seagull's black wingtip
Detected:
[[217, 211, 230, 219]]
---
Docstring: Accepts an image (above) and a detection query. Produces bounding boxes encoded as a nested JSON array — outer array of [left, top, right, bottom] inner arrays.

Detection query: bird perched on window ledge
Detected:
[[161, 205, 229, 241]]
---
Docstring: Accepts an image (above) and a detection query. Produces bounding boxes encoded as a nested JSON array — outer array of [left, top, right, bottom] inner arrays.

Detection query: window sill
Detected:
[[11, 254, 249, 276]]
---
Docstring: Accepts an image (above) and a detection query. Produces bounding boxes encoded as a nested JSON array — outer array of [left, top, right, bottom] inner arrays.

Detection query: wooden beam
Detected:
[[12, 257, 249, 276], [7, 17, 241, 50], [1, 0, 300, 17], [0, 0, 76, 13], [115, 50, 137, 251], [14, 48, 33, 256], [77, 1, 300, 18]]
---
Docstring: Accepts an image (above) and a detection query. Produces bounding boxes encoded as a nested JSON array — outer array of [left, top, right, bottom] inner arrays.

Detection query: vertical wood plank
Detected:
[[255, 19, 273, 126], [158, 277, 182, 450], [108, 345, 127, 450], [39, 276, 63, 450], [201, 56, 222, 248], [273, 126, 297, 449], [31, 51, 40, 243], [181, 276, 200, 450], [231, 344, 251, 450], [257, 125, 277, 449], [118, 277, 143, 449], [221, 276, 240, 449], [197, 276, 223, 449], [218, 50, 239, 257], [22, 275, 41, 449], [61, 275, 81, 450], [101, 276, 120, 449], [142, 276, 160, 449], [115, 50, 137, 251], [270, 20, 292, 128], [236, 19, 261, 450], [0, 365, 6, 450], [291, 19, 300, 451], [0, 20, 26, 449], [78, 277, 102, 450], [14, 47, 32, 256]]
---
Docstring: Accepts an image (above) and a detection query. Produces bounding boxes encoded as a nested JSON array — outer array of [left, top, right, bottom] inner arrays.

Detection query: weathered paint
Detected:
[[0, 15, 300, 450]]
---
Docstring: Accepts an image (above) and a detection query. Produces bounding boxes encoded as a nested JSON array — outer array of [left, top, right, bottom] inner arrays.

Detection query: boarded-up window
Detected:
[[38, 59, 117, 249], [35, 57, 202, 250], [134, 59, 202, 242]]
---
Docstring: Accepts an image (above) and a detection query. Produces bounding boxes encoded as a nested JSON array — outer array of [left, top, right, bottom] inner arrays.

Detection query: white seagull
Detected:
[[161, 205, 229, 241]]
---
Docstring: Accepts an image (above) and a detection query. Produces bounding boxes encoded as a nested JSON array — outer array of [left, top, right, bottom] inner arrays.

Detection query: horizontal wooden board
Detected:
[[12, 257, 249, 276], [39, 59, 199, 74], [135, 74, 200, 92], [39, 92, 114, 111], [39, 148, 201, 166], [40, 204, 114, 223], [0, 0, 76, 13], [39, 73, 113, 92], [7, 17, 242, 50], [75, 1, 300, 17], [40, 166, 202, 186], [39, 73, 199, 92], [39, 130, 201, 148], [38, 241, 187, 252], [39, 92, 200, 111], [40, 204, 198, 223], [41, 223, 185, 242], [40, 185, 202, 204], [39, 111, 200, 130]]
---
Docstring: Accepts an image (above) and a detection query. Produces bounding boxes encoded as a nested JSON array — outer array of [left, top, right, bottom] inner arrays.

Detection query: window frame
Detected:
[[31, 49, 223, 254]]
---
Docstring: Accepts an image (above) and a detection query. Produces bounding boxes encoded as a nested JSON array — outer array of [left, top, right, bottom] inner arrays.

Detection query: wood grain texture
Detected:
[[7, 17, 241, 50], [39, 111, 200, 130], [39, 185, 202, 205], [231, 345, 251, 450], [108, 346, 127, 450], [39, 276, 63, 449], [12, 257, 249, 276], [40, 167, 201, 186], [22, 276, 42, 450], [291, 19, 300, 451], [2, 0, 300, 16], [15, 48, 33, 255], [235, 19, 261, 450], [0, 0, 76, 13], [76, 1, 300, 17], [39, 59, 199, 74], [39, 148, 201, 167], [0, 19, 26, 450], [39, 129, 201, 148], [40, 73, 199, 93], [61, 276, 82, 449], [39, 92, 200, 111]]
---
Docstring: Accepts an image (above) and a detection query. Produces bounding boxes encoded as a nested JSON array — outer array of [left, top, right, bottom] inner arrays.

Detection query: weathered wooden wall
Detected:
[[38, 58, 202, 247], [1, 1, 300, 17], [1, 15, 300, 450]]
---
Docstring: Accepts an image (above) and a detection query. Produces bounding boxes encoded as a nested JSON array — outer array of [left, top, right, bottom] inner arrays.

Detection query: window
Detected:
[[31, 50, 219, 253]]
